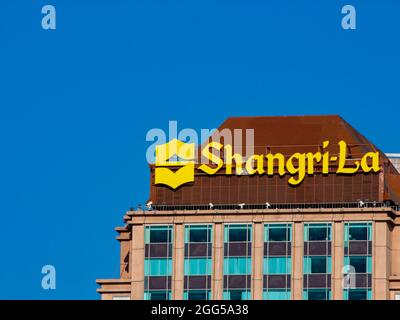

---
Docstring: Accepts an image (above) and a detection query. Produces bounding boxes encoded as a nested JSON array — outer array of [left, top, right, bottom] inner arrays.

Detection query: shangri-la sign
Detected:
[[154, 139, 380, 189]]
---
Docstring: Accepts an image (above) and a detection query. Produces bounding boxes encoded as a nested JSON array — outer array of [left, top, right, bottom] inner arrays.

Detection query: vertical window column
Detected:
[[184, 225, 212, 300], [343, 222, 372, 300], [263, 224, 292, 300], [144, 225, 173, 300], [303, 223, 332, 300], [223, 224, 252, 300]]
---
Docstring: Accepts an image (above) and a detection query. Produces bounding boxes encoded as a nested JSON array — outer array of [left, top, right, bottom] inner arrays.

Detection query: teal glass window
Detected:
[[223, 290, 251, 300], [184, 224, 212, 300], [144, 225, 173, 300], [185, 225, 212, 243], [263, 289, 291, 300], [184, 290, 211, 300], [264, 224, 291, 242], [223, 224, 252, 299], [184, 258, 212, 275], [303, 256, 332, 274], [304, 224, 331, 241], [224, 224, 252, 242], [144, 291, 171, 300], [144, 258, 172, 276], [263, 257, 291, 274], [344, 256, 372, 273], [303, 223, 332, 300], [263, 223, 292, 299], [223, 257, 252, 275], [145, 225, 173, 244], [344, 223, 372, 241], [303, 289, 331, 300], [343, 289, 372, 300], [343, 222, 373, 300]]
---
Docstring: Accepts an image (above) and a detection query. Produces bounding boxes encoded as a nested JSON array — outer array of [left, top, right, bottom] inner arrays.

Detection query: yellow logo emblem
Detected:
[[155, 139, 195, 189]]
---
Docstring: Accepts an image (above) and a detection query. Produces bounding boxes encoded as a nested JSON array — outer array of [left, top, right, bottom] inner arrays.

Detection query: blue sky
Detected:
[[0, 0, 399, 299]]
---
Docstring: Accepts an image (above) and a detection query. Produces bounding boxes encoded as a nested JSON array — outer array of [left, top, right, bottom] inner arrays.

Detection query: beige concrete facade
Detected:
[[97, 207, 400, 300], [332, 221, 344, 300], [292, 221, 303, 300], [212, 221, 224, 300]]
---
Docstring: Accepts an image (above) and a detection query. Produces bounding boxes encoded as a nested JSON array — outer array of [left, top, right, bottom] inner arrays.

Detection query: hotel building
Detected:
[[97, 115, 400, 300]]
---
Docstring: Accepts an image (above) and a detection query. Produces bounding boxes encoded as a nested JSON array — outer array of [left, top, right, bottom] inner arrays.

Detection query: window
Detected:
[[344, 289, 370, 300], [184, 258, 212, 275], [227, 228, 251, 242], [263, 224, 292, 300], [263, 289, 291, 300], [145, 226, 173, 244], [224, 257, 252, 275], [303, 223, 332, 300], [184, 225, 212, 300], [187, 228, 211, 242], [305, 224, 331, 241], [264, 257, 291, 275], [344, 256, 372, 273], [346, 223, 371, 241], [304, 256, 332, 274], [343, 222, 372, 300], [144, 291, 171, 300], [304, 289, 331, 300], [224, 224, 252, 300], [266, 225, 291, 242], [184, 290, 211, 300], [223, 290, 251, 300], [144, 258, 173, 276], [144, 225, 173, 300]]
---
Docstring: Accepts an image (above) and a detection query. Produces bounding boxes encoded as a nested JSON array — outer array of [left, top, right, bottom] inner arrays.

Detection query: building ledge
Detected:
[[125, 207, 397, 225], [127, 206, 396, 215], [97, 288, 131, 293], [97, 288, 131, 294], [389, 276, 400, 290], [96, 279, 131, 294], [96, 279, 131, 284]]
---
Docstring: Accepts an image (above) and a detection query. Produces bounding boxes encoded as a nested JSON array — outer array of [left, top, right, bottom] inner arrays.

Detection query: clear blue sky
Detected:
[[0, 0, 399, 299]]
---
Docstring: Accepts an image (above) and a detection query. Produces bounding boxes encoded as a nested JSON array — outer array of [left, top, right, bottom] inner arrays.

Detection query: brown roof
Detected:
[[207, 115, 378, 157]]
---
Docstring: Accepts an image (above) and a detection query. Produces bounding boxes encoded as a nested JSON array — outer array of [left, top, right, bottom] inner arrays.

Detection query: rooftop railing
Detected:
[[147, 201, 399, 212]]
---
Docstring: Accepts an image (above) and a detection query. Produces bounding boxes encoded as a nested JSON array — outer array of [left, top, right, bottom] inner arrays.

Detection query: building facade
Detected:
[[97, 115, 400, 300]]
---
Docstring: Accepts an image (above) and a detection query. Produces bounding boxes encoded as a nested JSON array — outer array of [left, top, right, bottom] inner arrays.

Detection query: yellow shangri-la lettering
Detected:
[[154, 139, 381, 189]]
